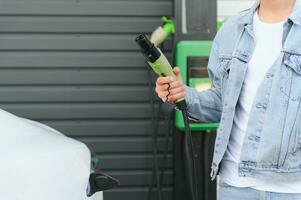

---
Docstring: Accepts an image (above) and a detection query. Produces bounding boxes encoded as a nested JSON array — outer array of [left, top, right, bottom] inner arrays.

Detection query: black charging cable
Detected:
[[176, 101, 198, 200], [162, 82, 199, 200], [159, 105, 174, 188], [146, 63, 163, 200]]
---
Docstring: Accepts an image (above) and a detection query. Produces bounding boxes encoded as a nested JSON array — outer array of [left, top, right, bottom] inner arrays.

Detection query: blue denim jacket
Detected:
[[185, 0, 301, 181]]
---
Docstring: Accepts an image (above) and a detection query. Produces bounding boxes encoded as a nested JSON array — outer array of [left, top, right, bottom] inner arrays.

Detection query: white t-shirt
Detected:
[[219, 10, 301, 193]]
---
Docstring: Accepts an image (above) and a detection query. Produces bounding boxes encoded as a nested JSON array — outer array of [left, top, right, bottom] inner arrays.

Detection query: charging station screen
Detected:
[[187, 56, 211, 92]]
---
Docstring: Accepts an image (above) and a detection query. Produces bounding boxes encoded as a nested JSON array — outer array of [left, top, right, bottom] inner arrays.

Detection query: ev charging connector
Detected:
[[135, 34, 198, 200], [136, 34, 177, 79]]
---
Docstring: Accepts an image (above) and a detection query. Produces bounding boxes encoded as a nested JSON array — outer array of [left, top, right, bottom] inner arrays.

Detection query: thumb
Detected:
[[173, 67, 181, 76]]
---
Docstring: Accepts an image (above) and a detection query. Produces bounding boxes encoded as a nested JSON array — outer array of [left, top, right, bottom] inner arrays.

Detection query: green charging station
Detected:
[[174, 41, 219, 132]]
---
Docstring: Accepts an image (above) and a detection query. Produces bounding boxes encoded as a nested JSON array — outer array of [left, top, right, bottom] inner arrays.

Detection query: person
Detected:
[[155, 0, 301, 199]]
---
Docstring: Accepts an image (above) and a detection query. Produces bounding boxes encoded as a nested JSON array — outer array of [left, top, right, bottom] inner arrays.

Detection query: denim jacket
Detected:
[[185, 0, 301, 181]]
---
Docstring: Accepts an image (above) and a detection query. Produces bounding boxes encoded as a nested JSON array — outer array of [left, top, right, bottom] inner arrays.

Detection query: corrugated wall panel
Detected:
[[0, 52, 172, 68], [0, 0, 174, 199], [0, 1, 172, 16]]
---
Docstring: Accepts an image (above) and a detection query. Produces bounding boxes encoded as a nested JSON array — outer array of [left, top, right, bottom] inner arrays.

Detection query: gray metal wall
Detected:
[[0, 0, 173, 200]]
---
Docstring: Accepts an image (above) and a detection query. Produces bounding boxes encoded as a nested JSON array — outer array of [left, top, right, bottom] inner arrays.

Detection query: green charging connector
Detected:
[[135, 34, 183, 103]]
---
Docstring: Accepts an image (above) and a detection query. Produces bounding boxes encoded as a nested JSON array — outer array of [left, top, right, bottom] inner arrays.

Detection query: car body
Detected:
[[0, 109, 102, 200]]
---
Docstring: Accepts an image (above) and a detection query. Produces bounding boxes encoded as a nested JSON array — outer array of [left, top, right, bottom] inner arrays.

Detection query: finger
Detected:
[[157, 76, 173, 85], [173, 67, 181, 76], [168, 91, 186, 102], [169, 81, 181, 89], [159, 84, 170, 91], [158, 91, 169, 100], [173, 67, 183, 81], [155, 84, 170, 95], [169, 87, 185, 96]]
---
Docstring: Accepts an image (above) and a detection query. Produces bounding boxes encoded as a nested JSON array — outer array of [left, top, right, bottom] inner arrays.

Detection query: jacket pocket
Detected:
[[283, 53, 301, 75], [278, 53, 301, 168], [282, 52, 301, 101], [277, 53, 301, 167]]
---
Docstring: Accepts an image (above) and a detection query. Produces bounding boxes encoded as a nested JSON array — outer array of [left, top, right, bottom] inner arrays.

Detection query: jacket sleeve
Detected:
[[184, 36, 223, 123]]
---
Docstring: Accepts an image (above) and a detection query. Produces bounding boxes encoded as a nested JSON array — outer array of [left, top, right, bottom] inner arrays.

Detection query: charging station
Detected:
[[173, 0, 218, 200]]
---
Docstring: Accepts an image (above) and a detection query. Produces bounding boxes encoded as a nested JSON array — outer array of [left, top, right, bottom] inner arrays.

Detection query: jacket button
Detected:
[[256, 102, 267, 109], [266, 73, 274, 78]]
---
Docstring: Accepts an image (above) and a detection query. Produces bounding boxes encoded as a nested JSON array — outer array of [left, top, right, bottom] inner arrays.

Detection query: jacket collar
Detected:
[[235, 0, 301, 25]]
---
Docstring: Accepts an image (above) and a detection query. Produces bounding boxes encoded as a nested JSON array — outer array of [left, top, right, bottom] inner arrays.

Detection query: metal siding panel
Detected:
[[2, 103, 158, 120], [97, 154, 173, 170], [0, 69, 149, 85], [105, 170, 173, 186], [0, 1, 174, 199], [0, 17, 169, 33], [0, 35, 173, 51], [0, 86, 159, 102], [42, 120, 168, 137], [0, 52, 172, 68], [80, 137, 173, 153], [0, 2, 172, 16]]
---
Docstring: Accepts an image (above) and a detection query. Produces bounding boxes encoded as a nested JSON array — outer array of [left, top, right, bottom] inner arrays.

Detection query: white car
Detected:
[[0, 109, 117, 200]]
